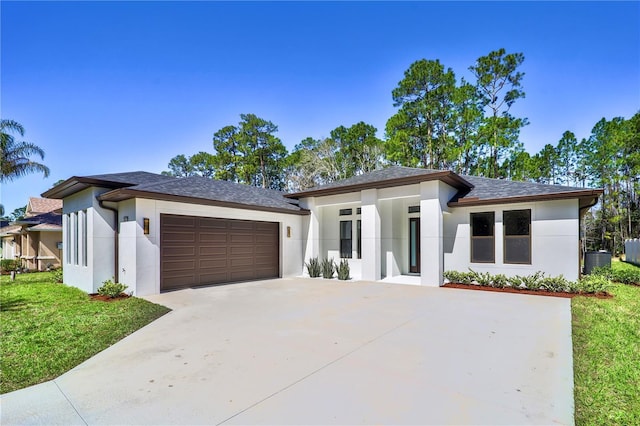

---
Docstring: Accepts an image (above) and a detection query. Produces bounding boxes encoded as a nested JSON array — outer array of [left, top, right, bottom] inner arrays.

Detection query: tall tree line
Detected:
[[163, 49, 639, 251]]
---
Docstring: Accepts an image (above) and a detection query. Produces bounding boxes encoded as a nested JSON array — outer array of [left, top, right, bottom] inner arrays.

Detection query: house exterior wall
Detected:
[[299, 181, 456, 285], [35, 231, 62, 269], [300, 183, 580, 285], [63, 187, 115, 293], [118, 198, 305, 296], [60, 178, 585, 294], [443, 198, 580, 281], [1, 236, 16, 260], [315, 202, 362, 279]]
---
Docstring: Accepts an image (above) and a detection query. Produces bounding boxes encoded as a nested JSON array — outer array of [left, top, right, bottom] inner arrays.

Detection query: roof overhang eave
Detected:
[[41, 176, 136, 199], [448, 189, 604, 208], [98, 189, 311, 216], [285, 171, 473, 199]]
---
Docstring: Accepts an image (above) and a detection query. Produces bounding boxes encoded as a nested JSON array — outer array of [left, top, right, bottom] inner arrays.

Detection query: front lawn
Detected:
[[572, 260, 640, 425], [0, 272, 170, 394]]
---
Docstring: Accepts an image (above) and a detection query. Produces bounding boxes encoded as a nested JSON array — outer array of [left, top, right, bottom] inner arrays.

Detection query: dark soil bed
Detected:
[[88, 293, 131, 302], [442, 283, 612, 299]]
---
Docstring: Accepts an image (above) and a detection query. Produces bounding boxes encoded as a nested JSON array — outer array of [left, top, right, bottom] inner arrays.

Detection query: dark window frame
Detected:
[[339, 208, 352, 216], [470, 212, 495, 263], [340, 220, 352, 259], [503, 209, 532, 264], [357, 219, 361, 259]]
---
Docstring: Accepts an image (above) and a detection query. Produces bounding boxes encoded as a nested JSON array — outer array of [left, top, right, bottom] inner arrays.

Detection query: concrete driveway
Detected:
[[1, 278, 574, 425]]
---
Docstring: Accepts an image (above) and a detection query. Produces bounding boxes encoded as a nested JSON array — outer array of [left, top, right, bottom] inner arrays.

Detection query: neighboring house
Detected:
[[42, 167, 602, 295], [0, 197, 63, 271]]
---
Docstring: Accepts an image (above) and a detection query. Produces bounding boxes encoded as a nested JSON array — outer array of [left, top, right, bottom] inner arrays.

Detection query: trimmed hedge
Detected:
[[443, 269, 610, 294]]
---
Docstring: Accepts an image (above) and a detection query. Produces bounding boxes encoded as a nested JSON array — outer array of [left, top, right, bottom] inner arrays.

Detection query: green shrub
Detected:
[[458, 272, 475, 284], [321, 258, 335, 279], [491, 274, 508, 288], [519, 271, 544, 290], [470, 270, 492, 286], [507, 275, 524, 289], [305, 257, 321, 278], [97, 279, 128, 298], [540, 275, 571, 292], [612, 268, 640, 285], [589, 266, 613, 279], [566, 279, 582, 293], [1, 259, 20, 272], [443, 270, 476, 284], [442, 271, 477, 284], [577, 274, 611, 294], [336, 259, 350, 280], [443, 270, 461, 283], [51, 268, 63, 283]]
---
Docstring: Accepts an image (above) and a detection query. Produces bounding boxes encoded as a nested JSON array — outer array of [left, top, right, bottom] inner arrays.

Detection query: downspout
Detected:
[[98, 199, 119, 283]]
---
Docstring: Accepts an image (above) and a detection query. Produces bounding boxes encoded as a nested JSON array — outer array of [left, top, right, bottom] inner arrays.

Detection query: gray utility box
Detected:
[[584, 251, 612, 274]]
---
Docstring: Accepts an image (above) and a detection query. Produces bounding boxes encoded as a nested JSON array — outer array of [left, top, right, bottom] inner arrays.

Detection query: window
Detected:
[[504, 209, 531, 264], [73, 212, 79, 265], [357, 220, 362, 259], [470, 212, 495, 263], [340, 220, 352, 258], [408, 206, 420, 213], [65, 211, 88, 266], [356, 208, 361, 215], [82, 210, 88, 267], [339, 208, 352, 216]]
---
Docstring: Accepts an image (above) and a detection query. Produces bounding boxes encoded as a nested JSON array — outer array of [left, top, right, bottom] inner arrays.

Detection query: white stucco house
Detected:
[[42, 167, 602, 296]]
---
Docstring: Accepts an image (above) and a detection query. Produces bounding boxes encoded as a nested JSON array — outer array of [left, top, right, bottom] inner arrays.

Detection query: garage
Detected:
[[160, 214, 279, 291]]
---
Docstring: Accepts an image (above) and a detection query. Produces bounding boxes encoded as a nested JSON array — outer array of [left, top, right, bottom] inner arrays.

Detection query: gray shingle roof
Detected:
[[285, 166, 472, 198], [285, 166, 600, 204], [44, 171, 305, 213], [457, 175, 596, 202], [46, 167, 600, 213], [126, 176, 304, 212], [302, 167, 449, 190], [85, 171, 175, 186]]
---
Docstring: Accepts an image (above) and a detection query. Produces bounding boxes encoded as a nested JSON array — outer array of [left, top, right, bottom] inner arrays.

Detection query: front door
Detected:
[[409, 217, 420, 273]]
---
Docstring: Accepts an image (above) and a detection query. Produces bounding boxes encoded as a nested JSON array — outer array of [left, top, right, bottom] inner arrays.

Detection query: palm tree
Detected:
[[0, 119, 50, 182]]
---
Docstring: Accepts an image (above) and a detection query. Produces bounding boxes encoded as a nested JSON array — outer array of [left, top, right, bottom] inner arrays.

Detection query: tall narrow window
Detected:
[[82, 210, 88, 266], [357, 220, 362, 259], [504, 209, 531, 264], [73, 212, 79, 265], [340, 220, 352, 259], [470, 212, 495, 263]]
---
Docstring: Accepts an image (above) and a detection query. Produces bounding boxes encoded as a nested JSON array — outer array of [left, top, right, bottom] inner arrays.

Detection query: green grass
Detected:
[[616, 258, 640, 274], [572, 260, 640, 425], [0, 272, 170, 394]]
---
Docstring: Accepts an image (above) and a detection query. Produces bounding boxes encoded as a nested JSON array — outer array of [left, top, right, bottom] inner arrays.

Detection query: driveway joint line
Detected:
[[54, 380, 88, 426], [217, 316, 418, 425]]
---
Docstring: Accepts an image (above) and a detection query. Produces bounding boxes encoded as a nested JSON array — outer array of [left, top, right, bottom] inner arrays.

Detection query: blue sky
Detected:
[[1, 1, 639, 214]]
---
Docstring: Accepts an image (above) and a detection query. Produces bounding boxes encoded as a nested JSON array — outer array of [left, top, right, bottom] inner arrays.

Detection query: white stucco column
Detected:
[[361, 189, 381, 281], [299, 197, 320, 264], [420, 181, 444, 286]]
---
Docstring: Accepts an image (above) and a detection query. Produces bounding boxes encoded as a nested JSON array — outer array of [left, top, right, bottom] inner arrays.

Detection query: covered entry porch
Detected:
[[300, 180, 456, 286]]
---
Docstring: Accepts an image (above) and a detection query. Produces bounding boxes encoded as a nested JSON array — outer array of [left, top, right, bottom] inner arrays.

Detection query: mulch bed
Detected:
[[88, 293, 131, 302], [442, 282, 612, 299]]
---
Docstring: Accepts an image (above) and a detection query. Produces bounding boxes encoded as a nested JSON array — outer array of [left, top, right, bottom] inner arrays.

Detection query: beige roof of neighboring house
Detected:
[[0, 225, 23, 237], [26, 197, 63, 217], [27, 223, 62, 232]]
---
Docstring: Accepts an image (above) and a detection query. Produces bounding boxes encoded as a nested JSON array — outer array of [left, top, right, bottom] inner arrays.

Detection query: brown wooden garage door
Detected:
[[160, 214, 279, 291]]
